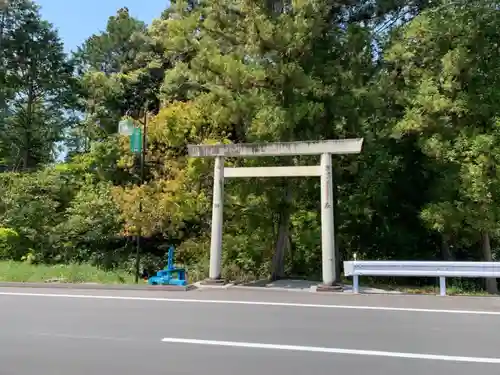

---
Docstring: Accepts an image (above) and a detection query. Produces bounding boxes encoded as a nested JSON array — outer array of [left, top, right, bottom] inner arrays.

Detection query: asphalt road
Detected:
[[1, 287, 500, 375]]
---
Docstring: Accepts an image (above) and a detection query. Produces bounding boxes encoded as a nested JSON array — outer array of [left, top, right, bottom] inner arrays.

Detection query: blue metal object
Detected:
[[148, 246, 187, 286], [166, 244, 175, 271]]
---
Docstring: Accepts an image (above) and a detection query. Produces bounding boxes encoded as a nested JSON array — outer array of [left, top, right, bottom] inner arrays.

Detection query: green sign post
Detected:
[[118, 104, 148, 284], [130, 127, 142, 153], [119, 118, 142, 153]]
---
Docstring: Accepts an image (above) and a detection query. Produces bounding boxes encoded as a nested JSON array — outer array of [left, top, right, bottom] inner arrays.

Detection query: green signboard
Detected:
[[130, 127, 142, 153], [118, 118, 134, 136]]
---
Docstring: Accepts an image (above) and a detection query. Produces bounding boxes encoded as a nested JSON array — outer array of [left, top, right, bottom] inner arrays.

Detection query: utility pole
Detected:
[[134, 101, 148, 283]]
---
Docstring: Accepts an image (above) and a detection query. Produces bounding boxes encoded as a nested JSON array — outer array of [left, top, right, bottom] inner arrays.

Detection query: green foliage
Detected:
[[0, 164, 125, 265], [51, 181, 123, 265], [0, 227, 20, 259], [0, 170, 66, 259], [74, 7, 147, 74]]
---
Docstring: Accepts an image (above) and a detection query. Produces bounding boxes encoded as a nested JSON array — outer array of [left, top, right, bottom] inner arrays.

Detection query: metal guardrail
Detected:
[[343, 261, 500, 296]]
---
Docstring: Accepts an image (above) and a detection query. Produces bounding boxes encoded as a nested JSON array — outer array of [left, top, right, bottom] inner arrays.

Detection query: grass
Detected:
[[0, 260, 259, 285], [0, 261, 134, 284], [341, 276, 490, 296]]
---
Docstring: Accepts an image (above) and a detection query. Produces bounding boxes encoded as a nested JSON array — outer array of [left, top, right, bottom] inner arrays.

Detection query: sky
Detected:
[[36, 0, 170, 52]]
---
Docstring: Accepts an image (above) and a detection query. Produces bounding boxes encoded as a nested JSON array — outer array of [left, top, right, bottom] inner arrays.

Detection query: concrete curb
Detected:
[[209, 282, 402, 295], [195, 281, 340, 294], [229, 284, 318, 293], [193, 281, 235, 289], [0, 282, 197, 292]]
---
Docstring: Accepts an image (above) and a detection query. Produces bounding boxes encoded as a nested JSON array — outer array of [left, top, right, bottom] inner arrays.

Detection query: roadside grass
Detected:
[[0, 260, 253, 285], [0, 261, 134, 284], [396, 285, 488, 296], [341, 276, 490, 296], [0, 260, 493, 296]]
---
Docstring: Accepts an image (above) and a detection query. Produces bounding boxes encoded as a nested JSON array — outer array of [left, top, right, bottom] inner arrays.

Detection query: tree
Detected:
[[74, 7, 147, 75], [70, 7, 165, 153], [0, 0, 75, 170], [154, 0, 383, 280], [385, 0, 500, 292]]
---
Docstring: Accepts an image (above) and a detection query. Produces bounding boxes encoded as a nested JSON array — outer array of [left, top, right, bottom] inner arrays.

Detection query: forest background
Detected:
[[1, 0, 499, 293]]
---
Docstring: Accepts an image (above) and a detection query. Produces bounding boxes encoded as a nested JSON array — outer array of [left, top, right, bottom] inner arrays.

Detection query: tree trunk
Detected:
[[23, 86, 34, 170], [266, 0, 285, 14], [0, 7, 7, 121], [22, 58, 36, 170], [482, 231, 498, 294], [271, 181, 292, 281], [441, 234, 454, 261]]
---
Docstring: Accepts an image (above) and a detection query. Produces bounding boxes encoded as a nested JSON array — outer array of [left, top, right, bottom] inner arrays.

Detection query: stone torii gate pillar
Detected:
[[187, 139, 363, 291]]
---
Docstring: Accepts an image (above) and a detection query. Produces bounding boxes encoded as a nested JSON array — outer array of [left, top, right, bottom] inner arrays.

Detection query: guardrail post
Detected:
[[353, 275, 359, 294], [439, 276, 446, 296]]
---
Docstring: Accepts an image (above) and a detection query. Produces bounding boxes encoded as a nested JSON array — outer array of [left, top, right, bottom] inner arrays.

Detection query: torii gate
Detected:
[[187, 139, 363, 291]]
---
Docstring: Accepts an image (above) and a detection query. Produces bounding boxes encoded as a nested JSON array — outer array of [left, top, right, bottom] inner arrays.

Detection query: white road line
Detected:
[[0, 291, 499, 316], [161, 338, 500, 364]]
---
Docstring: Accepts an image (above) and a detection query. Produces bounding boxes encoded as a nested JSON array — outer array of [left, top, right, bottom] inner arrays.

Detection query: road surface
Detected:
[[1, 287, 500, 374]]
